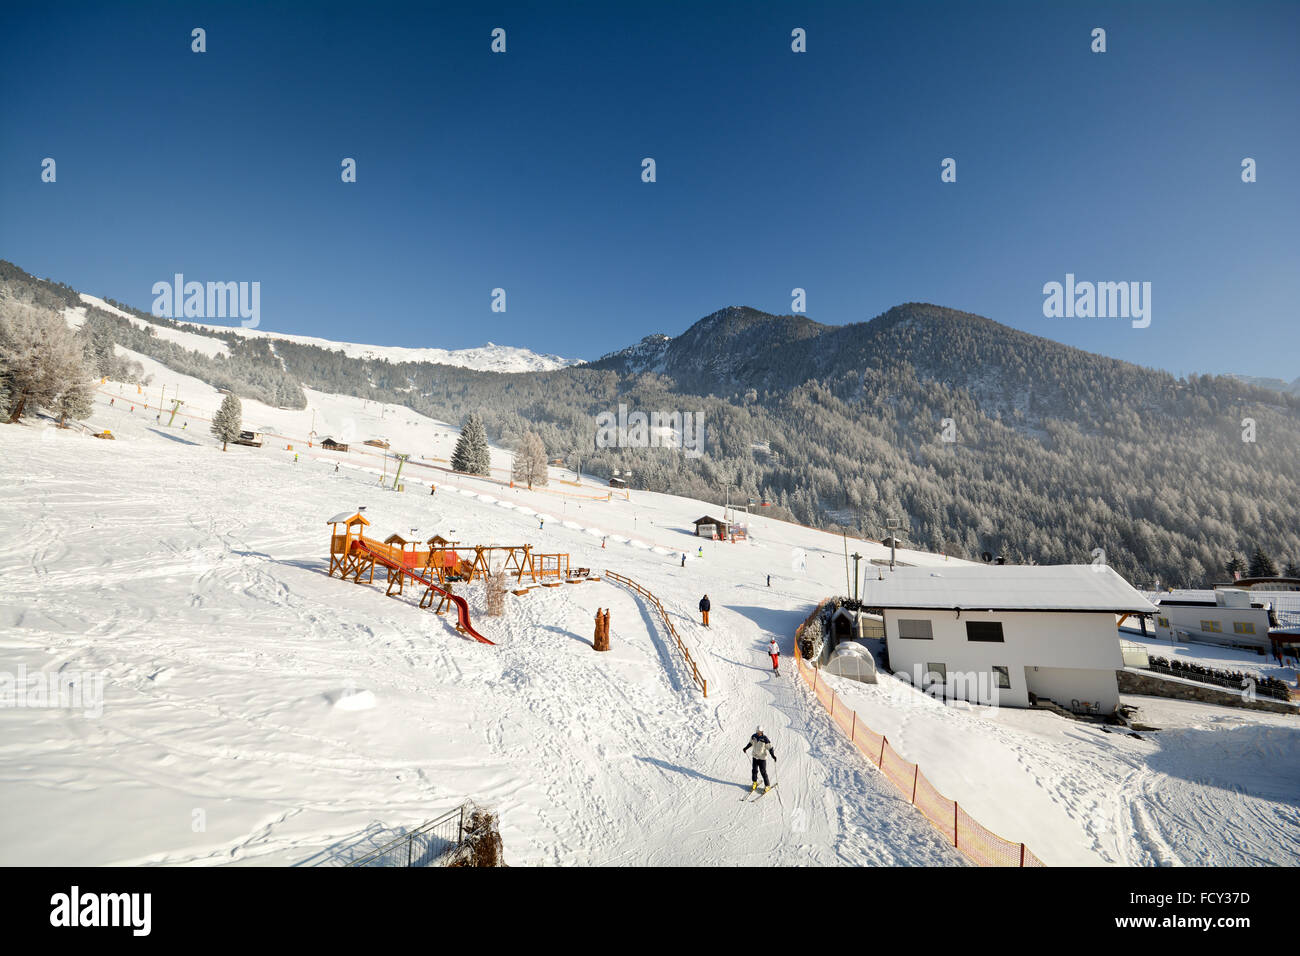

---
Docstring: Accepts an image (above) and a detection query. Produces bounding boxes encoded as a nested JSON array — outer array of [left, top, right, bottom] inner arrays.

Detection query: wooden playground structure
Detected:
[[326, 511, 593, 642]]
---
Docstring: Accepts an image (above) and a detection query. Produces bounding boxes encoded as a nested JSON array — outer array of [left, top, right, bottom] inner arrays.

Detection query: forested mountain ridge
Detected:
[[4, 259, 1297, 588], [270, 304, 1300, 589], [592, 302, 1294, 434]]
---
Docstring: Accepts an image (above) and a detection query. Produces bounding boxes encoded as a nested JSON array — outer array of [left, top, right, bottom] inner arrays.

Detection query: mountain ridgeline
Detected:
[[4, 259, 1297, 588]]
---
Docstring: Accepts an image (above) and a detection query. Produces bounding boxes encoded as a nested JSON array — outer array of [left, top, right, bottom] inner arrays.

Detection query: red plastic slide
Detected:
[[354, 540, 494, 644]]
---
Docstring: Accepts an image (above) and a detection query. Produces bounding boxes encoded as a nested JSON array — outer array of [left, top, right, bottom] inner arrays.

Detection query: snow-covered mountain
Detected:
[[1228, 372, 1300, 396], [187, 318, 582, 373], [69, 292, 580, 373]]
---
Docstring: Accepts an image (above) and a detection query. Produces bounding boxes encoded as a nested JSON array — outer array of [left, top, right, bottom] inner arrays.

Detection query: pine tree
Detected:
[[1225, 553, 1247, 579], [211, 393, 242, 451], [512, 431, 549, 489], [1283, 559, 1300, 580], [55, 381, 95, 426], [1248, 546, 1277, 579], [451, 413, 491, 476]]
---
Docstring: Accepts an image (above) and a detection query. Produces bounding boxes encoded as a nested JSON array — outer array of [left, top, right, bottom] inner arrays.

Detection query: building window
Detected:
[[1200, 620, 1222, 633], [1157, 616, 1169, 628], [1233, 621, 1256, 635], [992, 666, 1011, 689], [925, 662, 946, 686], [898, 619, 933, 640], [966, 621, 1005, 642]]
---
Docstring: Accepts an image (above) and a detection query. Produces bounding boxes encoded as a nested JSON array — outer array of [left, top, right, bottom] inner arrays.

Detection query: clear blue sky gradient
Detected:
[[2, 1, 1296, 378]]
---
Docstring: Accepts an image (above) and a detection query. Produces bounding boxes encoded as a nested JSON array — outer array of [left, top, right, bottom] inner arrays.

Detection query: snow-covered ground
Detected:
[[2, 364, 1296, 867], [823, 666, 1300, 866], [0, 389, 963, 866], [186, 322, 580, 373], [1120, 629, 1297, 685]]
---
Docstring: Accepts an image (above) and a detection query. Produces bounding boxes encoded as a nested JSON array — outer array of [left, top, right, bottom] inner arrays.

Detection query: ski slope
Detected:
[[2, 364, 1296, 866], [0, 396, 962, 866]]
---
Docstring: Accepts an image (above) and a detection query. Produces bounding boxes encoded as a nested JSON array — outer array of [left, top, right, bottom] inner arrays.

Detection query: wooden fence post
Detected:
[[953, 803, 959, 847], [1020, 843, 1026, 867], [879, 736, 886, 766], [850, 710, 856, 741], [911, 766, 919, 804]]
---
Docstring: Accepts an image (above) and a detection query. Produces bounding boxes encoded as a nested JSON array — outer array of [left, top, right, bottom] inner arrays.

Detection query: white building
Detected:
[[1152, 588, 1274, 651], [864, 565, 1155, 714]]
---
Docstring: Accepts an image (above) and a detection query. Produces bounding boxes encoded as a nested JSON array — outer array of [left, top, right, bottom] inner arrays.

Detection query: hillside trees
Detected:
[[0, 298, 94, 423]]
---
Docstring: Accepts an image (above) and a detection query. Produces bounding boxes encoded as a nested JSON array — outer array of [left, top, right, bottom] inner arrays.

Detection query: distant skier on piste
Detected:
[[767, 637, 780, 674], [743, 726, 776, 793]]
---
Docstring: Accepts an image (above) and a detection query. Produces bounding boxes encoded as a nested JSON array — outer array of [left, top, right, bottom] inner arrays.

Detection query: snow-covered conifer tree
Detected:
[[0, 298, 93, 423], [211, 393, 243, 451], [451, 413, 491, 476], [55, 382, 95, 427]]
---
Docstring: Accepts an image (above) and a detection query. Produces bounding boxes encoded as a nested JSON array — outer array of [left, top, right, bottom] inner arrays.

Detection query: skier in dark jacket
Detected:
[[743, 726, 776, 792], [699, 594, 711, 627]]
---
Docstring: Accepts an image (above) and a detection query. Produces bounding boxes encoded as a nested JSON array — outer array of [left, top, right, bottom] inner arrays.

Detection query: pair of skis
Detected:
[[742, 781, 777, 802]]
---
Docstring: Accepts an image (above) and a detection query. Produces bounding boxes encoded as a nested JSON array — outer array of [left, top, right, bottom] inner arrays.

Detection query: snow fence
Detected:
[[794, 602, 1046, 867], [605, 570, 707, 697]]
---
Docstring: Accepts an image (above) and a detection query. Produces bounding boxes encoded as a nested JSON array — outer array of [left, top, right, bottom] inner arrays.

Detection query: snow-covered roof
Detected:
[[860, 565, 1156, 613], [326, 511, 368, 525]]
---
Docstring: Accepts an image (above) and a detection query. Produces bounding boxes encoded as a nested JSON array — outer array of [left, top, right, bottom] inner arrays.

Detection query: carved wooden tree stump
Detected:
[[593, 608, 610, 651]]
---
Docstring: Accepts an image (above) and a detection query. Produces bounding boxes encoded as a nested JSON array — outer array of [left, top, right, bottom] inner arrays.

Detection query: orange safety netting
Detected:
[[793, 600, 1044, 867], [913, 769, 956, 843]]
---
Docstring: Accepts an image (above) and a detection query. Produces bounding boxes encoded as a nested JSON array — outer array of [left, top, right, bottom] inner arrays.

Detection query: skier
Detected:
[[743, 726, 776, 793], [767, 637, 780, 674], [294, 453, 299, 463], [699, 594, 710, 627], [539, 518, 544, 530], [697, 545, 703, 558], [109, 398, 115, 406], [681, 553, 686, 567], [766, 573, 771, 587]]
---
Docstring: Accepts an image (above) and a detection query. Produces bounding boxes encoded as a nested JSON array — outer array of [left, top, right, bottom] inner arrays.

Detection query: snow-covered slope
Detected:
[[2, 362, 1296, 867], [185, 322, 581, 372], [69, 295, 230, 358], [70, 292, 581, 372]]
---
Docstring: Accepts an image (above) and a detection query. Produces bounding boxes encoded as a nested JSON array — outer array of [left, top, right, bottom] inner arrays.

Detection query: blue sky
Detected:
[[2, 0, 1297, 378]]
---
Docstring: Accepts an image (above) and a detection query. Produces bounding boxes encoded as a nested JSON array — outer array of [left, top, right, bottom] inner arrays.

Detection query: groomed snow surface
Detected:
[[1, 371, 1296, 866]]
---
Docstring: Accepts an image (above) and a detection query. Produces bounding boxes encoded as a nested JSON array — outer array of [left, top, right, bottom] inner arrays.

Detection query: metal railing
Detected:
[[348, 803, 467, 867], [1146, 661, 1292, 702], [604, 570, 707, 697]]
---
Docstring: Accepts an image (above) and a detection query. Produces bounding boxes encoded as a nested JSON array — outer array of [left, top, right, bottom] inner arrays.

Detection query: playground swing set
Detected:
[[326, 511, 595, 643]]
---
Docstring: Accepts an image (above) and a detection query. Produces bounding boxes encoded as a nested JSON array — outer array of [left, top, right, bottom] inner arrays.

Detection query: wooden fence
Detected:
[[604, 571, 707, 697], [794, 602, 1045, 867]]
